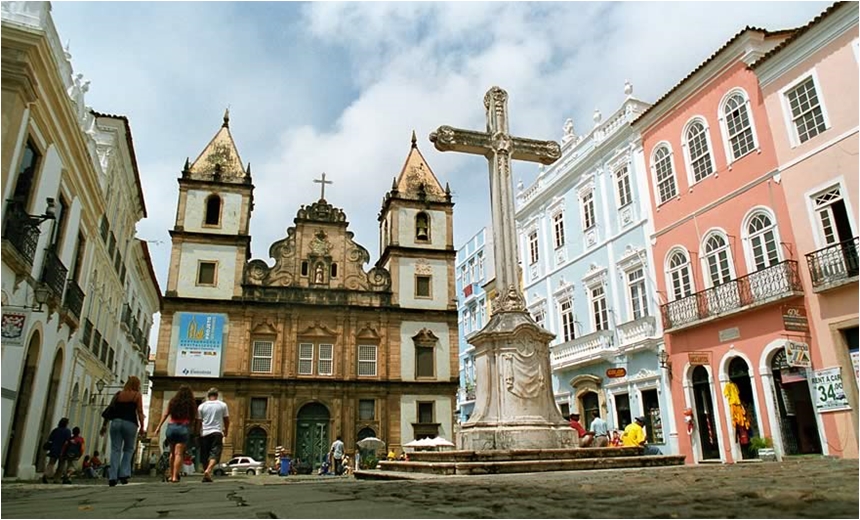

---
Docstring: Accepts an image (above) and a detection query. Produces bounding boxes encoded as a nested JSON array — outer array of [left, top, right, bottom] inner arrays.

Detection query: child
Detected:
[[60, 427, 86, 484]]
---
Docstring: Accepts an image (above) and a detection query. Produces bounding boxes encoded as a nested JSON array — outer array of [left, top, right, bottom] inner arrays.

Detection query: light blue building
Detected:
[[514, 84, 678, 454], [454, 227, 494, 423]]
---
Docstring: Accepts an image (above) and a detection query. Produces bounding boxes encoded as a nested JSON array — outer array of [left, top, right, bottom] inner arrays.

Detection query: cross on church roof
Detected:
[[314, 172, 333, 200]]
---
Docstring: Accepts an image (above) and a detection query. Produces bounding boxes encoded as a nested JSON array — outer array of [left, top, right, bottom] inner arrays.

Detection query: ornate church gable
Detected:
[[244, 199, 391, 293], [185, 110, 248, 183]]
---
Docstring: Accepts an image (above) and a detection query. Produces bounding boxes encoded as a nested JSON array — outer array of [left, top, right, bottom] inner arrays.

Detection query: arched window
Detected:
[[703, 233, 733, 287], [684, 120, 714, 183], [746, 212, 780, 271], [723, 92, 757, 161], [667, 249, 694, 300], [652, 145, 677, 204], [204, 194, 221, 226], [415, 212, 430, 241]]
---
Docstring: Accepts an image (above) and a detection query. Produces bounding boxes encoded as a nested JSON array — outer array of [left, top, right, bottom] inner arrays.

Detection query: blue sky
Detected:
[[50, 1, 830, 303]]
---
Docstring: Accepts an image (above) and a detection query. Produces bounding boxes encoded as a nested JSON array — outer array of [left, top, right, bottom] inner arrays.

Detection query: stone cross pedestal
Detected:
[[430, 87, 575, 450]]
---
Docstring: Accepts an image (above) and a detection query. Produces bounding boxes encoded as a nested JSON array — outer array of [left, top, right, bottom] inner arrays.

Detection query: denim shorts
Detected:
[[166, 423, 190, 445]]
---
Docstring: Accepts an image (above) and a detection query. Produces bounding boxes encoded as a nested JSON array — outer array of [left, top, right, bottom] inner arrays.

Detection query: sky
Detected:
[[48, 0, 830, 344]]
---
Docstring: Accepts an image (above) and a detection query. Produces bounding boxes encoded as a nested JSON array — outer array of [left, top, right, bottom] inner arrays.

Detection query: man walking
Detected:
[[42, 418, 71, 484], [329, 435, 345, 476], [198, 387, 229, 482]]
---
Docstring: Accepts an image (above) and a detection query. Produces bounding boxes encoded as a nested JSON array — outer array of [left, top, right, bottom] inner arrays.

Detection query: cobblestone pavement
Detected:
[[1, 458, 857, 518]]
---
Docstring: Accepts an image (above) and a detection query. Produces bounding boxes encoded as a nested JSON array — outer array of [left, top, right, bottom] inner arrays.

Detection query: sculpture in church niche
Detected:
[[314, 263, 325, 284]]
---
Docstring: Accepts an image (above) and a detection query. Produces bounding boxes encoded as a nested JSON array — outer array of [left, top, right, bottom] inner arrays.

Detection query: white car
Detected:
[[213, 456, 265, 476]]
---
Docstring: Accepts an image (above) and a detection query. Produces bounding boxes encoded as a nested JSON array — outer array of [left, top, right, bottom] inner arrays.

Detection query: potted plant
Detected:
[[749, 436, 775, 461]]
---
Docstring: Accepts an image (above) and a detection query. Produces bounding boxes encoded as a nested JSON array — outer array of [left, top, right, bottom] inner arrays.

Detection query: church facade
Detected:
[[147, 115, 458, 467]]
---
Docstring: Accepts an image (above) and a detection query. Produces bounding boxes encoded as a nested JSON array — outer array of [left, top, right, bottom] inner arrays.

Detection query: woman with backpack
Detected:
[[41, 417, 71, 484], [60, 427, 86, 484], [100, 376, 146, 487], [154, 385, 198, 483]]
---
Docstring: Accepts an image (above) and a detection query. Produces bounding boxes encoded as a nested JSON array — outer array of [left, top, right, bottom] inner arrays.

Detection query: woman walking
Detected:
[[100, 376, 145, 487], [154, 385, 197, 483]]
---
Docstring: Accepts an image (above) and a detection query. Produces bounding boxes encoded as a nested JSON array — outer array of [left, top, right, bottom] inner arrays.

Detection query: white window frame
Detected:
[[298, 343, 314, 375], [318, 343, 333, 375], [528, 230, 539, 265], [559, 298, 576, 343], [681, 116, 716, 186], [589, 284, 609, 332], [477, 252, 485, 280], [615, 165, 633, 208], [778, 69, 830, 148], [581, 190, 596, 231], [626, 267, 649, 321], [251, 340, 273, 373], [718, 88, 760, 165], [357, 344, 377, 377], [701, 229, 736, 287], [741, 206, 783, 273], [806, 180, 857, 249], [552, 211, 566, 249], [665, 247, 696, 301], [651, 143, 678, 205]]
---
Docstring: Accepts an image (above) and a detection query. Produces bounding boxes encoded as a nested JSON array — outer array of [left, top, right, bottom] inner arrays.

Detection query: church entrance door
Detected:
[[295, 403, 330, 469], [245, 427, 267, 463]]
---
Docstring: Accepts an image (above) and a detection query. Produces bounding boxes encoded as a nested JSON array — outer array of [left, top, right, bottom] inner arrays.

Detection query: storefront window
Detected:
[[641, 389, 663, 444]]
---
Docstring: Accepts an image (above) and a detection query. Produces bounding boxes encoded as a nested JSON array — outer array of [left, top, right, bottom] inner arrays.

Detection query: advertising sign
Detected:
[[785, 341, 811, 368], [782, 305, 810, 333], [1, 310, 29, 346], [810, 367, 851, 413], [606, 367, 627, 378], [174, 313, 226, 378], [688, 352, 710, 366]]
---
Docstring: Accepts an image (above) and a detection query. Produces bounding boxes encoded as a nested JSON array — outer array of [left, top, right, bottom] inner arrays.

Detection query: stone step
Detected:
[[404, 446, 645, 463], [376, 454, 685, 477]]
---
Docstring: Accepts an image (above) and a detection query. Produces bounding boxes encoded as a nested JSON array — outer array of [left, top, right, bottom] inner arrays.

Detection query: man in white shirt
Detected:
[[198, 387, 230, 482], [329, 436, 345, 476], [589, 410, 609, 447]]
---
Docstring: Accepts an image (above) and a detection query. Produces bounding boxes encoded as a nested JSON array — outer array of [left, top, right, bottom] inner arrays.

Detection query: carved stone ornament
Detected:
[[309, 230, 332, 256], [414, 259, 432, 275], [491, 285, 527, 314], [296, 199, 346, 223]]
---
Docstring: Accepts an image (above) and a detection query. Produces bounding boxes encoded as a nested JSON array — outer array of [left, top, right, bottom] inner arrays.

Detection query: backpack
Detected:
[[65, 438, 83, 460]]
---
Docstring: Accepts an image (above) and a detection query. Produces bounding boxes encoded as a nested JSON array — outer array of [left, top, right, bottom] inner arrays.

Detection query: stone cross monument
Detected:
[[430, 86, 575, 450]]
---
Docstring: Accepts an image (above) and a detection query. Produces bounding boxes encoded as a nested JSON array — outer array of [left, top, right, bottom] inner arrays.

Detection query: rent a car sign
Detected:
[[810, 367, 851, 413]]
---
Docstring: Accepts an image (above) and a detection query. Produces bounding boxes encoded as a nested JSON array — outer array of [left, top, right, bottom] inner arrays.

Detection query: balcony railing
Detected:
[[2, 202, 42, 269], [63, 279, 85, 321], [550, 329, 615, 370], [806, 237, 859, 291], [617, 316, 657, 348], [662, 260, 803, 332], [41, 248, 68, 300]]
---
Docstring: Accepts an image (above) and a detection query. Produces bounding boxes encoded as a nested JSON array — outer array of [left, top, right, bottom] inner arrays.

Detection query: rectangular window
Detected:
[[11, 139, 41, 209], [71, 232, 86, 283], [591, 285, 609, 331], [197, 261, 217, 286], [251, 340, 273, 373], [786, 76, 827, 144], [616, 166, 633, 207], [560, 299, 575, 342], [528, 231, 539, 264], [553, 212, 566, 249], [358, 344, 377, 376], [53, 195, 69, 250], [627, 268, 648, 321], [298, 343, 314, 375], [418, 402, 434, 423], [415, 275, 432, 298], [582, 191, 596, 230], [615, 393, 631, 429], [532, 308, 545, 328], [477, 253, 485, 280], [318, 343, 333, 375], [642, 389, 663, 444], [416, 345, 435, 378], [250, 397, 268, 420], [359, 399, 375, 421], [469, 258, 476, 283]]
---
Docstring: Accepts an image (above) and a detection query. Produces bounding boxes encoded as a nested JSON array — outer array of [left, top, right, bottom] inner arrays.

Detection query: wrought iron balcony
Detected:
[[41, 248, 68, 301], [63, 279, 85, 322], [2, 202, 43, 270], [550, 329, 615, 370], [806, 237, 859, 292], [662, 260, 803, 332], [82, 319, 94, 348]]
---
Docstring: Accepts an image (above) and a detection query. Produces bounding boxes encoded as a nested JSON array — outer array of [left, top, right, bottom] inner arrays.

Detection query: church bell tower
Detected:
[[165, 110, 254, 300]]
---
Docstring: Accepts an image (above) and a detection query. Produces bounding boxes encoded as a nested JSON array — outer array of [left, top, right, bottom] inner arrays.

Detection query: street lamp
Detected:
[[658, 349, 673, 379]]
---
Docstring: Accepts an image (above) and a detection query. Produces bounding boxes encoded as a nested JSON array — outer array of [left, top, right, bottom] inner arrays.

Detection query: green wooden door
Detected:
[[245, 427, 267, 462], [295, 403, 330, 468]]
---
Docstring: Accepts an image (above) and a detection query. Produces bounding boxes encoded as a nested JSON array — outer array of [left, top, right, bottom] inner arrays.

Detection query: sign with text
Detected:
[[785, 341, 811, 368], [688, 352, 710, 366], [810, 367, 850, 413], [174, 313, 226, 378], [1, 310, 29, 346], [782, 305, 810, 333], [606, 367, 627, 378]]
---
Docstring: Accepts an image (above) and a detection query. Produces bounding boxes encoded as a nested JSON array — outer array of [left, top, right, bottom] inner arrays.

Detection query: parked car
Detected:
[[212, 456, 265, 476]]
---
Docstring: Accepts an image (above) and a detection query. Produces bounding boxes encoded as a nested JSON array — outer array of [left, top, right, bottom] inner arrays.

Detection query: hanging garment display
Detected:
[[724, 381, 750, 430]]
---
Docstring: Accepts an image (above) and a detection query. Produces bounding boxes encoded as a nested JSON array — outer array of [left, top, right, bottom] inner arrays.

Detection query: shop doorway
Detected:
[[691, 366, 720, 460], [245, 427, 267, 462], [771, 350, 822, 455], [295, 402, 330, 470], [34, 348, 64, 472], [727, 357, 760, 460], [614, 393, 631, 429], [4, 331, 41, 477], [578, 391, 599, 425]]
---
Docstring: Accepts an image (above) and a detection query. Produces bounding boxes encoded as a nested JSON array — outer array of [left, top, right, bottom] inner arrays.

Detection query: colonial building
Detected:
[[514, 83, 677, 454], [148, 123, 458, 467], [1, 1, 157, 478], [454, 227, 494, 423], [632, 25, 805, 464], [752, 2, 859, 458]]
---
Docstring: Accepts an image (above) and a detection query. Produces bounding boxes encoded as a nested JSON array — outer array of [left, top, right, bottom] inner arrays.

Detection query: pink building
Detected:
[[752, 2, 858, 459], [633, 26, 806, 464]]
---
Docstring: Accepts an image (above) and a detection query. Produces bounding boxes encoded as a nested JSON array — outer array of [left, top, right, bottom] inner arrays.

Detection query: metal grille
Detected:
[[41, 248, 68, 299], [2, 202, 41, 267], [318, 344, 333, 375], [806, 237, 859, 288], [63, 279, 85, 320], [357, 345, 377, 376], [251, 341, 273, 373], [298, 343, 314, 374]]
